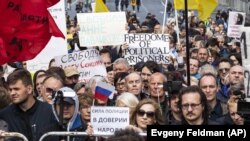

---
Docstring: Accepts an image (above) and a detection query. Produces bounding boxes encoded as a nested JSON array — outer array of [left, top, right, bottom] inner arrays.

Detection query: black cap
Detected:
[[56, 97, 74, 105]]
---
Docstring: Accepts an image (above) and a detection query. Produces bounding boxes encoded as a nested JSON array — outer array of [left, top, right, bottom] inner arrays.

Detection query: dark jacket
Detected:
[[0, 100, 60, 141], [52, 87, 87, 141]]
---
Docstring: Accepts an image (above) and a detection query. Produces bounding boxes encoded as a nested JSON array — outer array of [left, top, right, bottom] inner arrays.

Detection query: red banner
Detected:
[[0, 0, 64, 64]]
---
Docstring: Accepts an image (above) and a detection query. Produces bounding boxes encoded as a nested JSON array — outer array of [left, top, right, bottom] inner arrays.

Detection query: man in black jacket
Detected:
[[0, 69, 60, 141]]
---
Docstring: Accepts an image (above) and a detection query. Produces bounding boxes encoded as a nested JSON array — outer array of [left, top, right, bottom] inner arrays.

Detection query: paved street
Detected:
[[66, 0, 166, 25]]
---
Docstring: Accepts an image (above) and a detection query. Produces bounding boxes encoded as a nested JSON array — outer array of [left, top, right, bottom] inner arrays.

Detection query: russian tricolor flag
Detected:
[[95, 82, 115, 101]]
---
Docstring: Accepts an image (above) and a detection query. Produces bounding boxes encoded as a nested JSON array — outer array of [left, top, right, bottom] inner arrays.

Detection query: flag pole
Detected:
[[184, 0, 190, 86], [175, 9, 180, 44], [162, 0, 168, 34]]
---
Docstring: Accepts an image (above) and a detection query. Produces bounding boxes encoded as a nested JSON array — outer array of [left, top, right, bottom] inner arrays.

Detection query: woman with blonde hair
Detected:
[[116, 92, 139, 117], [129, 99, 165, 132]]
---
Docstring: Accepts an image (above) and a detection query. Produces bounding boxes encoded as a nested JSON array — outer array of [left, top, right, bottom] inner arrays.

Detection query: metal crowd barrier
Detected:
[[39, 131, 147, 141], [0, 131, 28, 141]]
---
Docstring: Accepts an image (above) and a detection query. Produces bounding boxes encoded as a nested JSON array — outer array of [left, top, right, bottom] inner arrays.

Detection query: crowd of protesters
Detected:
[[0, 0, 250, 141]]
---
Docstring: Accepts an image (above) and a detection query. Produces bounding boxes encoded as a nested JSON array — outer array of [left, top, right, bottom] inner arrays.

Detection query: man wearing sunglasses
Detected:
[[42, 74, 64, 104], [217, 58, 232, 103]]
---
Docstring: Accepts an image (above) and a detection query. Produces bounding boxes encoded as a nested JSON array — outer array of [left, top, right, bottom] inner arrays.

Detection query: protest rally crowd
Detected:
[[0, 0, 250, 141]]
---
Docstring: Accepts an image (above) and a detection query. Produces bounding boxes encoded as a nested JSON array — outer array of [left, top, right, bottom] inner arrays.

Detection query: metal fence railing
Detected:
[[0, 131, 28, 141], [39, 131, 147, 141]]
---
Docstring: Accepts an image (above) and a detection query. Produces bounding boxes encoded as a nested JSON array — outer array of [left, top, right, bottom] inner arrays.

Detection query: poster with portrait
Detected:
[[227, 11, 246, 38]]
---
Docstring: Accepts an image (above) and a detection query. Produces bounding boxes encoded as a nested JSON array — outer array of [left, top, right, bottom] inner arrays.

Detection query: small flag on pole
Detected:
[[95, 82, 115, 101], [95, 0, 109, 12]]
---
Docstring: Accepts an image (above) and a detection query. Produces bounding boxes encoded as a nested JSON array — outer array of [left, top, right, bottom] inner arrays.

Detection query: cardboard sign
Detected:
[[124, 34, 171, 65], [77, 12, 127, 47], [91, 106, 130, 134], [54, 49, 107, 82]]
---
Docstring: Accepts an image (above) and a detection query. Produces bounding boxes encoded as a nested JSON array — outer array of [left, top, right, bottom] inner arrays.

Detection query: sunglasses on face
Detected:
[[46, 87, 54, 93], [137, 109, 155, 118]]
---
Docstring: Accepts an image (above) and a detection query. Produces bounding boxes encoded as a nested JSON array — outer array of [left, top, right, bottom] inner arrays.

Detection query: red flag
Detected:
[[0, 0, 64, 64]]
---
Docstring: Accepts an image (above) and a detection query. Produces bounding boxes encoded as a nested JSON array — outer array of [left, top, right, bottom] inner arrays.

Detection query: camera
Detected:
[[235, 90, 250, 124], [238, 101, 250, 124], [163, 81, 183, 95]]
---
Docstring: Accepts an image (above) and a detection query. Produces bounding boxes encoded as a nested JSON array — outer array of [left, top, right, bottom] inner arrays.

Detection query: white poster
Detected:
[[227, 11, 246, 38], [54, 49, 107, 82], [240, 27, 250, 100], [77, 12, 127, 47], [27, 0, 68, 72], [91, 106, 129, 134], [124, 34, 171, 65]]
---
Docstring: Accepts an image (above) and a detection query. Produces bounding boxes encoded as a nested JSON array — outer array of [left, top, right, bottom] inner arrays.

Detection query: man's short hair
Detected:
[[7, 69, 32, 86], [106, 128, 143, 141]]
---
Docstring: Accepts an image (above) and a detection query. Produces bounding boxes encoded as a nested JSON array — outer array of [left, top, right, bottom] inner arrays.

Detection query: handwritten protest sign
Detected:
[[54, 49, 107, 82], [240, 27, 250, 100], [77, 12, 127, 47], [227, 11, 245, 38], [124, 34, 171, 65], [91, 106, 129, 134], [27, 0, 68, 72]]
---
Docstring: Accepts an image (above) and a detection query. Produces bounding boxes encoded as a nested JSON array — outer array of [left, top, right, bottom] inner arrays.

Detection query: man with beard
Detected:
[[140, 61, 160, 96], [178, 86, 220, 125], [64, 66, 80, 89]]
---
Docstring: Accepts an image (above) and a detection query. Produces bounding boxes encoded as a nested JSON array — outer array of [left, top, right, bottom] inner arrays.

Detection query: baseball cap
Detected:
[[55, 87, 76, 105], [64, 66, 79, 77]]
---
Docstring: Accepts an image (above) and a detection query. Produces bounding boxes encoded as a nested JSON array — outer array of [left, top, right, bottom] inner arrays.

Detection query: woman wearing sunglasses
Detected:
[[129, 99, 165, 132]]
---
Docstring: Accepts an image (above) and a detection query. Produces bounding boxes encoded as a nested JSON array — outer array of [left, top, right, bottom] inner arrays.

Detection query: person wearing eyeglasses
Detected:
[[217, 58, 232, 104], [42, 74, 64, 104], [129, 99, 165, 132], [178, 86, 220, 125]]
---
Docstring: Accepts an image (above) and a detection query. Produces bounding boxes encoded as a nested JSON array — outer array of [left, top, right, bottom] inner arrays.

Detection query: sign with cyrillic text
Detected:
[[91, 106, 129, 134], [124, 34, 170, 65], [54, 49, 107, 82], [77, 12, 127, 47]]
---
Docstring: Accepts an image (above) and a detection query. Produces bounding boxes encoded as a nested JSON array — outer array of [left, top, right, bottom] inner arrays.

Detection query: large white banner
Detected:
[[91, 106, 129, 134], [227, 11, 246, 38], [240, 27, 250, 100], [54, 49, 107, 82], [77, 12, 127, 47], [124, 34, 171, 65], [27, 0, 68, 72]]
